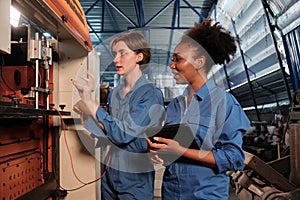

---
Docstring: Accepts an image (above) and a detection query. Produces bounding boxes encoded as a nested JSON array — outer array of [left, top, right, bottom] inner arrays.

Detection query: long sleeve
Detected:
[[212, 102, 250, 173], [96, 84, 165, 147]]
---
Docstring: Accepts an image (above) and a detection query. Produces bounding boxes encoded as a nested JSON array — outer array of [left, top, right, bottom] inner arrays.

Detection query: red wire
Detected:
[[54, 107, 110, 185]]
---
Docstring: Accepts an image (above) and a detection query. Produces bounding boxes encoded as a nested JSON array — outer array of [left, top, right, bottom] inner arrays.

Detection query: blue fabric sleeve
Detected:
[[212, 103, 250, 173], [84, 116, 112, 147], [84, 116, 106, 137], [96, 85, 165, 146]]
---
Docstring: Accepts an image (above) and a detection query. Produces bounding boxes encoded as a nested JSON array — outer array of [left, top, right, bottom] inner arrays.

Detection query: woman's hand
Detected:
[[72, 71, 99, 121], [147, 137, 217, 168], [146, 137, 187, 156], [146, 138, 164, 164], [72, 71, 96, 104]]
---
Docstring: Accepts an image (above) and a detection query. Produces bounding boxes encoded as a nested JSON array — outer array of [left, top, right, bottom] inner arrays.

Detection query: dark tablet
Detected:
[[145, 123, 199, 149]]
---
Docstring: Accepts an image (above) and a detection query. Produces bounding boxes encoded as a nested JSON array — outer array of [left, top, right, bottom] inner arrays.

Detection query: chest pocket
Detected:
[[187, 115, 216, 150]]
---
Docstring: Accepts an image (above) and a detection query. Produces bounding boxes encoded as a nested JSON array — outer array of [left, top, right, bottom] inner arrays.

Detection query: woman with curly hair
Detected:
[[148, 18, 250, 200]]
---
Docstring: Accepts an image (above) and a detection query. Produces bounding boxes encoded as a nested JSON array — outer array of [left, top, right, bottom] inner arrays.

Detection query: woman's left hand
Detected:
[[148, 137, 187, 155]]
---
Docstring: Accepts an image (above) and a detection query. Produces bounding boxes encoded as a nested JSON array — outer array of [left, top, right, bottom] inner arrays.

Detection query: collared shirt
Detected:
[[163, 79, 250, 200]]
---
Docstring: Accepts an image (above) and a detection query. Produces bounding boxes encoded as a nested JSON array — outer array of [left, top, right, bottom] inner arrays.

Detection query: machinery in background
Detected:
[[0, 24, 68, 200], [243, 119, 283, 163], [229, 90, 300, 199], [0, 26, 54, 109], [0, 0, 92, 199]]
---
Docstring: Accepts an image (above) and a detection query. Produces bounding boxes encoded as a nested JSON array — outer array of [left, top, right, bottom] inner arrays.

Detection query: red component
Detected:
[[0, 66, 35, 103], [0, 121, 48, 200], [0, 66, 35, 91], [0, 65, 48, 106]]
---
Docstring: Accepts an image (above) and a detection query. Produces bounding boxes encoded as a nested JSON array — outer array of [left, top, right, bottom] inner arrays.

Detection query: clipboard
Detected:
[[145, 123, 199, 149]]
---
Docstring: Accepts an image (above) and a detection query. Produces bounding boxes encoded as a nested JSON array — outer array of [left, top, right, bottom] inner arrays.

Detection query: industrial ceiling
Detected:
[[78, 0, 299, 120], [79, 0, 218, 95], [79, 0, 216, 46]]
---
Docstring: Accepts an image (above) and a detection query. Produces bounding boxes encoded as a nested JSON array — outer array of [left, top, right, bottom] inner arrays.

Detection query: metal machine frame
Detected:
[[0, 0, 92, 199]]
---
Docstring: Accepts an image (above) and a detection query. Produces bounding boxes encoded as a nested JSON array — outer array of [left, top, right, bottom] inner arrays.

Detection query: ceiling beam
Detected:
[[134, 0, 145, 27], [106, 0, 137, 27]]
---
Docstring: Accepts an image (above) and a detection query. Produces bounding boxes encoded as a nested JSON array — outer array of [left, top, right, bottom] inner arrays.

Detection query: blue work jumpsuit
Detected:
[[162, 79, 250, 200], [86, 75, 165, 199]]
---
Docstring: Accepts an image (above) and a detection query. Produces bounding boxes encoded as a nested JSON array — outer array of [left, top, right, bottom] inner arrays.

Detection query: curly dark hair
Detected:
[[181, 18, 238, 72]]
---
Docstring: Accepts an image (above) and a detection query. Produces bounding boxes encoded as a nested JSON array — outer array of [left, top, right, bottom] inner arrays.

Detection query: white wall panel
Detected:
[[0, 0, 11, 54]]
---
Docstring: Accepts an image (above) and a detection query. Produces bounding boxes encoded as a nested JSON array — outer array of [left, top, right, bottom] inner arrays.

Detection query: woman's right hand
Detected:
[[72, 71, 96, 104], [72, 71, 100, 120], [146, 138, 164, 164]]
